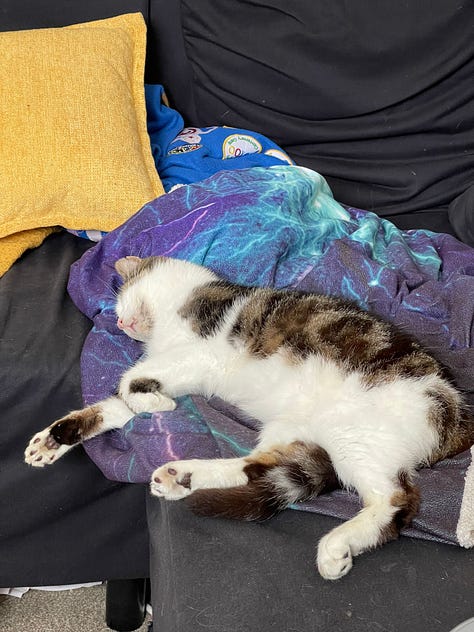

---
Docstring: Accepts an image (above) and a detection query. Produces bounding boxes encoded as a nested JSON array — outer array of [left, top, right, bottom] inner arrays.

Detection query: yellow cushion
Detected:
[[0, 13, 164, 276]]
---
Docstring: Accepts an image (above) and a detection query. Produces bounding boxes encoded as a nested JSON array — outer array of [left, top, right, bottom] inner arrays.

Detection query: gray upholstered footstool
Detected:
[[147, 495, 474, 632]]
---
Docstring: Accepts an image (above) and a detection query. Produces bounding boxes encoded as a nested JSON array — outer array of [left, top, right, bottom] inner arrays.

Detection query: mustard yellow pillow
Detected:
[[0, 13, 164, 275]]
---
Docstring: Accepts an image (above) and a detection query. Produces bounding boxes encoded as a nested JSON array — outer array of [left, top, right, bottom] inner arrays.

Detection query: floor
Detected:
[[0, 584, 151, 632]]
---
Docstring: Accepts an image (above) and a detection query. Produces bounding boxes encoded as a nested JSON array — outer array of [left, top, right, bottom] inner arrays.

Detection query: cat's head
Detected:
[[114, 255, 164, 341]]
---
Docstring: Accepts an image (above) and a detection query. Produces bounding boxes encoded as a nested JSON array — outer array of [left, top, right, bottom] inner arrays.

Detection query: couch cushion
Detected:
[[0, 13, 164, 275], [0, 231, 150, 585], [151, 0, 474, 224]]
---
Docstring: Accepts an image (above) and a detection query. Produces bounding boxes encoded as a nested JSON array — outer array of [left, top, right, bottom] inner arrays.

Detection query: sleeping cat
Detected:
[[25, 255, 473, 580]]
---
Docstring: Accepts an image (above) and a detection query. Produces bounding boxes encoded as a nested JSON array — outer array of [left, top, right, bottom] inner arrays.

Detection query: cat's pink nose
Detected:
[[117, 317, 137, 332]]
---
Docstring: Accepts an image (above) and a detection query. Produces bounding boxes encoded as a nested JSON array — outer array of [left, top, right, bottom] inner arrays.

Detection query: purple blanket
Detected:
[[68, 166, 474, 546]]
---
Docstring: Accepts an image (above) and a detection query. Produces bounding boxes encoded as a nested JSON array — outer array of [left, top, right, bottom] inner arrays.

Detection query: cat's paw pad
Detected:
[[150, 462, 193, 500], [126, 392, 176, 415], [317, 532, 353, 580], [24, 429, 71, 467]]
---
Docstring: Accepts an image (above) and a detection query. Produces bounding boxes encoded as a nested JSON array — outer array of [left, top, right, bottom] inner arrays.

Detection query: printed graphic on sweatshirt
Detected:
[[222, 134, 262, 159], [174, 127, 218, 144], [265, 148, 294, 165], [167, 144, 202, 155]]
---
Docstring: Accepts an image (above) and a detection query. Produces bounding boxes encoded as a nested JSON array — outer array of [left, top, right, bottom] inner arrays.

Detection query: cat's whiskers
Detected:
[[96, 274, 119, 301]]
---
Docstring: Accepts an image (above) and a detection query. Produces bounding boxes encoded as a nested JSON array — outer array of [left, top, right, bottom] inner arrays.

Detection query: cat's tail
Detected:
[[442, 406, 474, 460], [186, 443, 339, 521], [462, 409, 474, 448]]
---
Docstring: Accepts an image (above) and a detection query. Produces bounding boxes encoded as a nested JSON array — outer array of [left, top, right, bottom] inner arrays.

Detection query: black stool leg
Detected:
[[106, 578, 148, 631]]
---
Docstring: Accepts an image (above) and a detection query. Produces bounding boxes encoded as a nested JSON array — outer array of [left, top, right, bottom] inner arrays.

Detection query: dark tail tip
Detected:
[[186, 479, 286, 522], [465, 410, 474, 443]]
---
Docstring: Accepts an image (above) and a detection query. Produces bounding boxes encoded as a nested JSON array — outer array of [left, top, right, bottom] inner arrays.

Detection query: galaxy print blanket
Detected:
[[68, 165, 474, 547]]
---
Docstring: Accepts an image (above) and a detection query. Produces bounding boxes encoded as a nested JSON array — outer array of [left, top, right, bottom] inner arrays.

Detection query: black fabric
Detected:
[[449, 185, 474, 248], [147, 496, 474, 632], [0, 232, 149, 586], [384, 208, 456, 238], [151, 0, 474, 225]]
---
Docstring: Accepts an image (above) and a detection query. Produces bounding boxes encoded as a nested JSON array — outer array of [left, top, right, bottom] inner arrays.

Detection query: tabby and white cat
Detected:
[[25, 255, 473, 580]]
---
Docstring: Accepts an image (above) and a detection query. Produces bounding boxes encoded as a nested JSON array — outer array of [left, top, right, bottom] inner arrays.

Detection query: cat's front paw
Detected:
[[317, 532, 353, 580], [125, 392, 176, 415], [150, 461, 194, 500], [119, 376, 176, 414], [24, 428, 72, 467], [24, 406, 103, 468]]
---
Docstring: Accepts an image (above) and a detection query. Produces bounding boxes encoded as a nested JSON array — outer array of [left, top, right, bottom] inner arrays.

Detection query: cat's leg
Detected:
[[150, 444, 310, 501], [118, 345, 220, 414], [24, 396, 134, 467], [316, 473, 420, 580], [151, 442, 338, 515], [150, 457, 250, 501], [117, 354, 202, 414]]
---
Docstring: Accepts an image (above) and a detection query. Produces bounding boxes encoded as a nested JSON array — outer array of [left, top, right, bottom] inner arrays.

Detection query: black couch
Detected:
[[1, 1, 473, 631]]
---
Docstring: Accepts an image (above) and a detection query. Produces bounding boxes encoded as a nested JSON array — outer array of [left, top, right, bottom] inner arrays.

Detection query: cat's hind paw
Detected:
[[150, 462, 194, 500], [317, 532, 353, 580], [24, 428, 72, 467]]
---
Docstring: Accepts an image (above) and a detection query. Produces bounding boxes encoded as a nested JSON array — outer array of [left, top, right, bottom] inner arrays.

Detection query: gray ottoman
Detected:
[[147, 495, 474, 632]]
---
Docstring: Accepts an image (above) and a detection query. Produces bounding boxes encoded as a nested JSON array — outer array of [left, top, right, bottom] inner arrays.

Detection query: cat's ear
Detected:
[[115, 256, 142, 280]]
